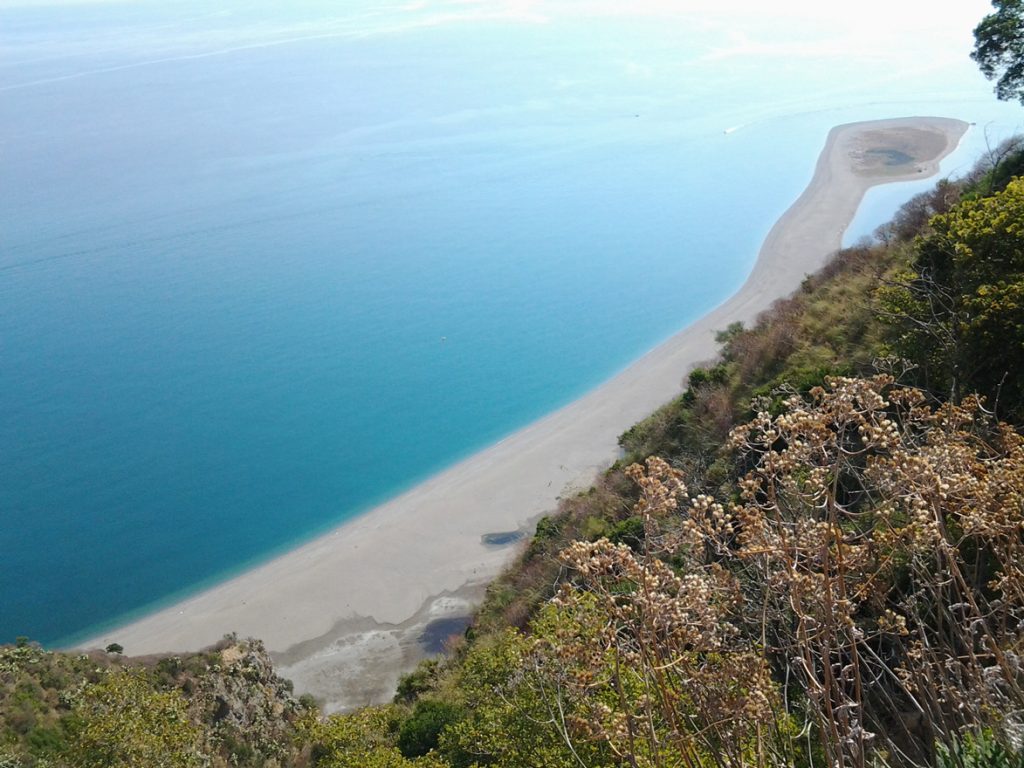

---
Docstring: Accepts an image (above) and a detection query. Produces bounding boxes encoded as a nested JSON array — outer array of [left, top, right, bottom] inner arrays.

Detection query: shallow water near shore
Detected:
[[1, 0, 1021, 645]]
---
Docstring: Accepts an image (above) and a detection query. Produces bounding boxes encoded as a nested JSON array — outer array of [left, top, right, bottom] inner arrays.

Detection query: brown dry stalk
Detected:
[[537, 377, 1023, 768]]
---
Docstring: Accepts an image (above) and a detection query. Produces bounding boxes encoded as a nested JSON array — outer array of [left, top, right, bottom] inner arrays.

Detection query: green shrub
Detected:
[[394, 660, 439, 703], [25, 725, 63, 756], [937, 732, 1024, 768], [607, 515, 645, 551], [397, 700, 463, 758]]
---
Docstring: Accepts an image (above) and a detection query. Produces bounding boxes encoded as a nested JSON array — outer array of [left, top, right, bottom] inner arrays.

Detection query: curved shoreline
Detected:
[[78, 116, 969, 710]]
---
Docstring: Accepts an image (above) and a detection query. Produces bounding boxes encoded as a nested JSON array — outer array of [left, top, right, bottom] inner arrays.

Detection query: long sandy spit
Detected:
[[79, 116, 968, 711]]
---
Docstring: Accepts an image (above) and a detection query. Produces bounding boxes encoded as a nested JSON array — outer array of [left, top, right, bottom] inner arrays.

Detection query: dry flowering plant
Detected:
[[537, 376, 1023, 768]]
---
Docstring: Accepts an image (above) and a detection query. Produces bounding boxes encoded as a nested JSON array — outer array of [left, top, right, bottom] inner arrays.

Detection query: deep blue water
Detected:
[[1, 0, 1020, 645]]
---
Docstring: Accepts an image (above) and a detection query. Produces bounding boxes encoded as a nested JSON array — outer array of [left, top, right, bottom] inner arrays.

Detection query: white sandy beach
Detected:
[[78, 116, 968, 710]]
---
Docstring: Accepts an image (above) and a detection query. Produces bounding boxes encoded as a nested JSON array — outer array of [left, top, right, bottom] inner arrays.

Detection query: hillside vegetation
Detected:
[[4, 141, 1024, 768], [0, 636, 312, 767]]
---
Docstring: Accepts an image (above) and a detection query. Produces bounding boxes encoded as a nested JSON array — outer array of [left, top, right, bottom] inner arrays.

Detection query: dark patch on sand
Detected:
[[481, 530, 525, 548], [419, 616, 472, 654]]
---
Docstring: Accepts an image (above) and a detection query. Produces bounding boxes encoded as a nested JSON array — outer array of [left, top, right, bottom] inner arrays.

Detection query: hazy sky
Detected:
[[0, 0, 994, 27], [1, 0, 996, 65]]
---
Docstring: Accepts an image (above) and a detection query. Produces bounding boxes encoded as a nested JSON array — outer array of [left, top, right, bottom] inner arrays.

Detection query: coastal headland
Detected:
[[78, 116, 969, 711]]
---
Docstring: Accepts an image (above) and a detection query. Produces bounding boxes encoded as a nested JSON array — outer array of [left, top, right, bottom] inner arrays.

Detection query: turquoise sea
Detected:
[[1, 0, 1021, 645]]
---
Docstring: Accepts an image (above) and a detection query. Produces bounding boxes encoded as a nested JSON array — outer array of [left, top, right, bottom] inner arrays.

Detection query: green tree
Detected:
[[439, 631, 610, 768], [881, 176, 1024, 416], [66, 669, 204, 768], [398, 700, 463, 758], [973, 0, 1024, 103], [300, 706, 447, 768]]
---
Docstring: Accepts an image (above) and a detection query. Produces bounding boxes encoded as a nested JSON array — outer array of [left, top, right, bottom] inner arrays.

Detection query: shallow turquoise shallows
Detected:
[[1, 0, 1019, 645]]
